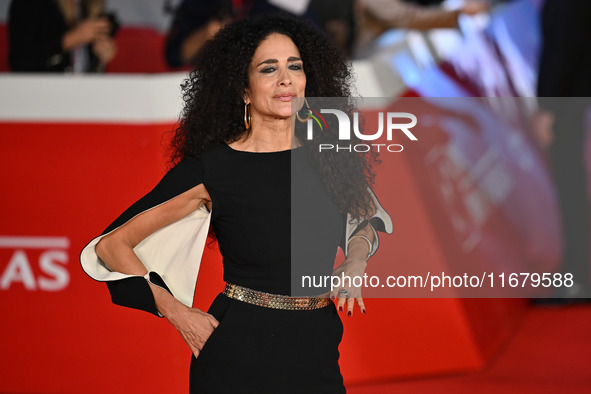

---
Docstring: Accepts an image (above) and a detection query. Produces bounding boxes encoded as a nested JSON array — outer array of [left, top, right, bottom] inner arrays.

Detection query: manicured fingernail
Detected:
[[330, 295, 335, 300], [347, 311, 352, 317], [362, 309, 366, 314], [339, 306, 343, 312]]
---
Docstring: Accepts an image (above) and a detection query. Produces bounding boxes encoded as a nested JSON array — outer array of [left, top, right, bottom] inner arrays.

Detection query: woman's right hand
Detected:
[[149, 281, 219, 358], [165, 305, 220, 359]]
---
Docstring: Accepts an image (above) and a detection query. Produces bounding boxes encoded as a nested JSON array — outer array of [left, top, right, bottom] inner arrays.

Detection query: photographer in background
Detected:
[[8, 0, 118, 72]]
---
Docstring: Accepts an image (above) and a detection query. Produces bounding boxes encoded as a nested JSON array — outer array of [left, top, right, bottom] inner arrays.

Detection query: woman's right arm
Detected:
[[95, 184, 218, 358]]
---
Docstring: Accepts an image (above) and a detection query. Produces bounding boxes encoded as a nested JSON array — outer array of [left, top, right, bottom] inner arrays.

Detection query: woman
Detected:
[[81, 16, 391, 393]]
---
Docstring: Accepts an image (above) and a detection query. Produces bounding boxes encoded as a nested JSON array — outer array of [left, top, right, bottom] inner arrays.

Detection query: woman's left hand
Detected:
[[330, 256, 367, 317]]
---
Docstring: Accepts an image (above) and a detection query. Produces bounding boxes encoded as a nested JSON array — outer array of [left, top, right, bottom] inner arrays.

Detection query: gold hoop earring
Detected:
[[244, 103, 251, 130], [296, 98, 311, 123]]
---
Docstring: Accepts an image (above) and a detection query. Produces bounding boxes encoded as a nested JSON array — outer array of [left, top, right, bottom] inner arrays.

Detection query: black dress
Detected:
[[92, 144, 347, 393], [189, 144, 345, 393]]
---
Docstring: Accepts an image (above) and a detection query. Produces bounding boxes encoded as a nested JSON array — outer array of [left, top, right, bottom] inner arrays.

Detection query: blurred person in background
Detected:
[[8, 0, 117, 72], [164, 0, 233, 68], [536, 0, 591, 300], [165, 0, 354, 67], [309, 0, 356, 57], [354, 0, 488, 57]]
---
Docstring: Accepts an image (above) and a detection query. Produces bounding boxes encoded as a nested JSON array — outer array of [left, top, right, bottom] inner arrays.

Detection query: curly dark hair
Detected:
[[170, 15, 376, 218]]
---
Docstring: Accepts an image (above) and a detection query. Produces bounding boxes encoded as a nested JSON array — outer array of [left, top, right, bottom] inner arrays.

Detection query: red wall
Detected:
[[0, 120, 528, 393]]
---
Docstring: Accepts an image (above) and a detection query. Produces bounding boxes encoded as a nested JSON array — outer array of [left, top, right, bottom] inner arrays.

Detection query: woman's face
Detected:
[[244, 33, 306, 121]]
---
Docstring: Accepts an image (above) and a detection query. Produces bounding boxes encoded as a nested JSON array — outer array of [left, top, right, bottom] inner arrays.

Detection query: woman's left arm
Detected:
[[332, 187, 393, 316], [331, 222, 374, 316]]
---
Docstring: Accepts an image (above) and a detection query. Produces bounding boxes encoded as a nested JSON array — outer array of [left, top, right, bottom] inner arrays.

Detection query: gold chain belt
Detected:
[[223, 283, 331, 310]]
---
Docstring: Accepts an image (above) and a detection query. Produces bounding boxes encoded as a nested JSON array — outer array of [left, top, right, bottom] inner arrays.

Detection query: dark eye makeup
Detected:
[[258, 62, 303, 74]]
